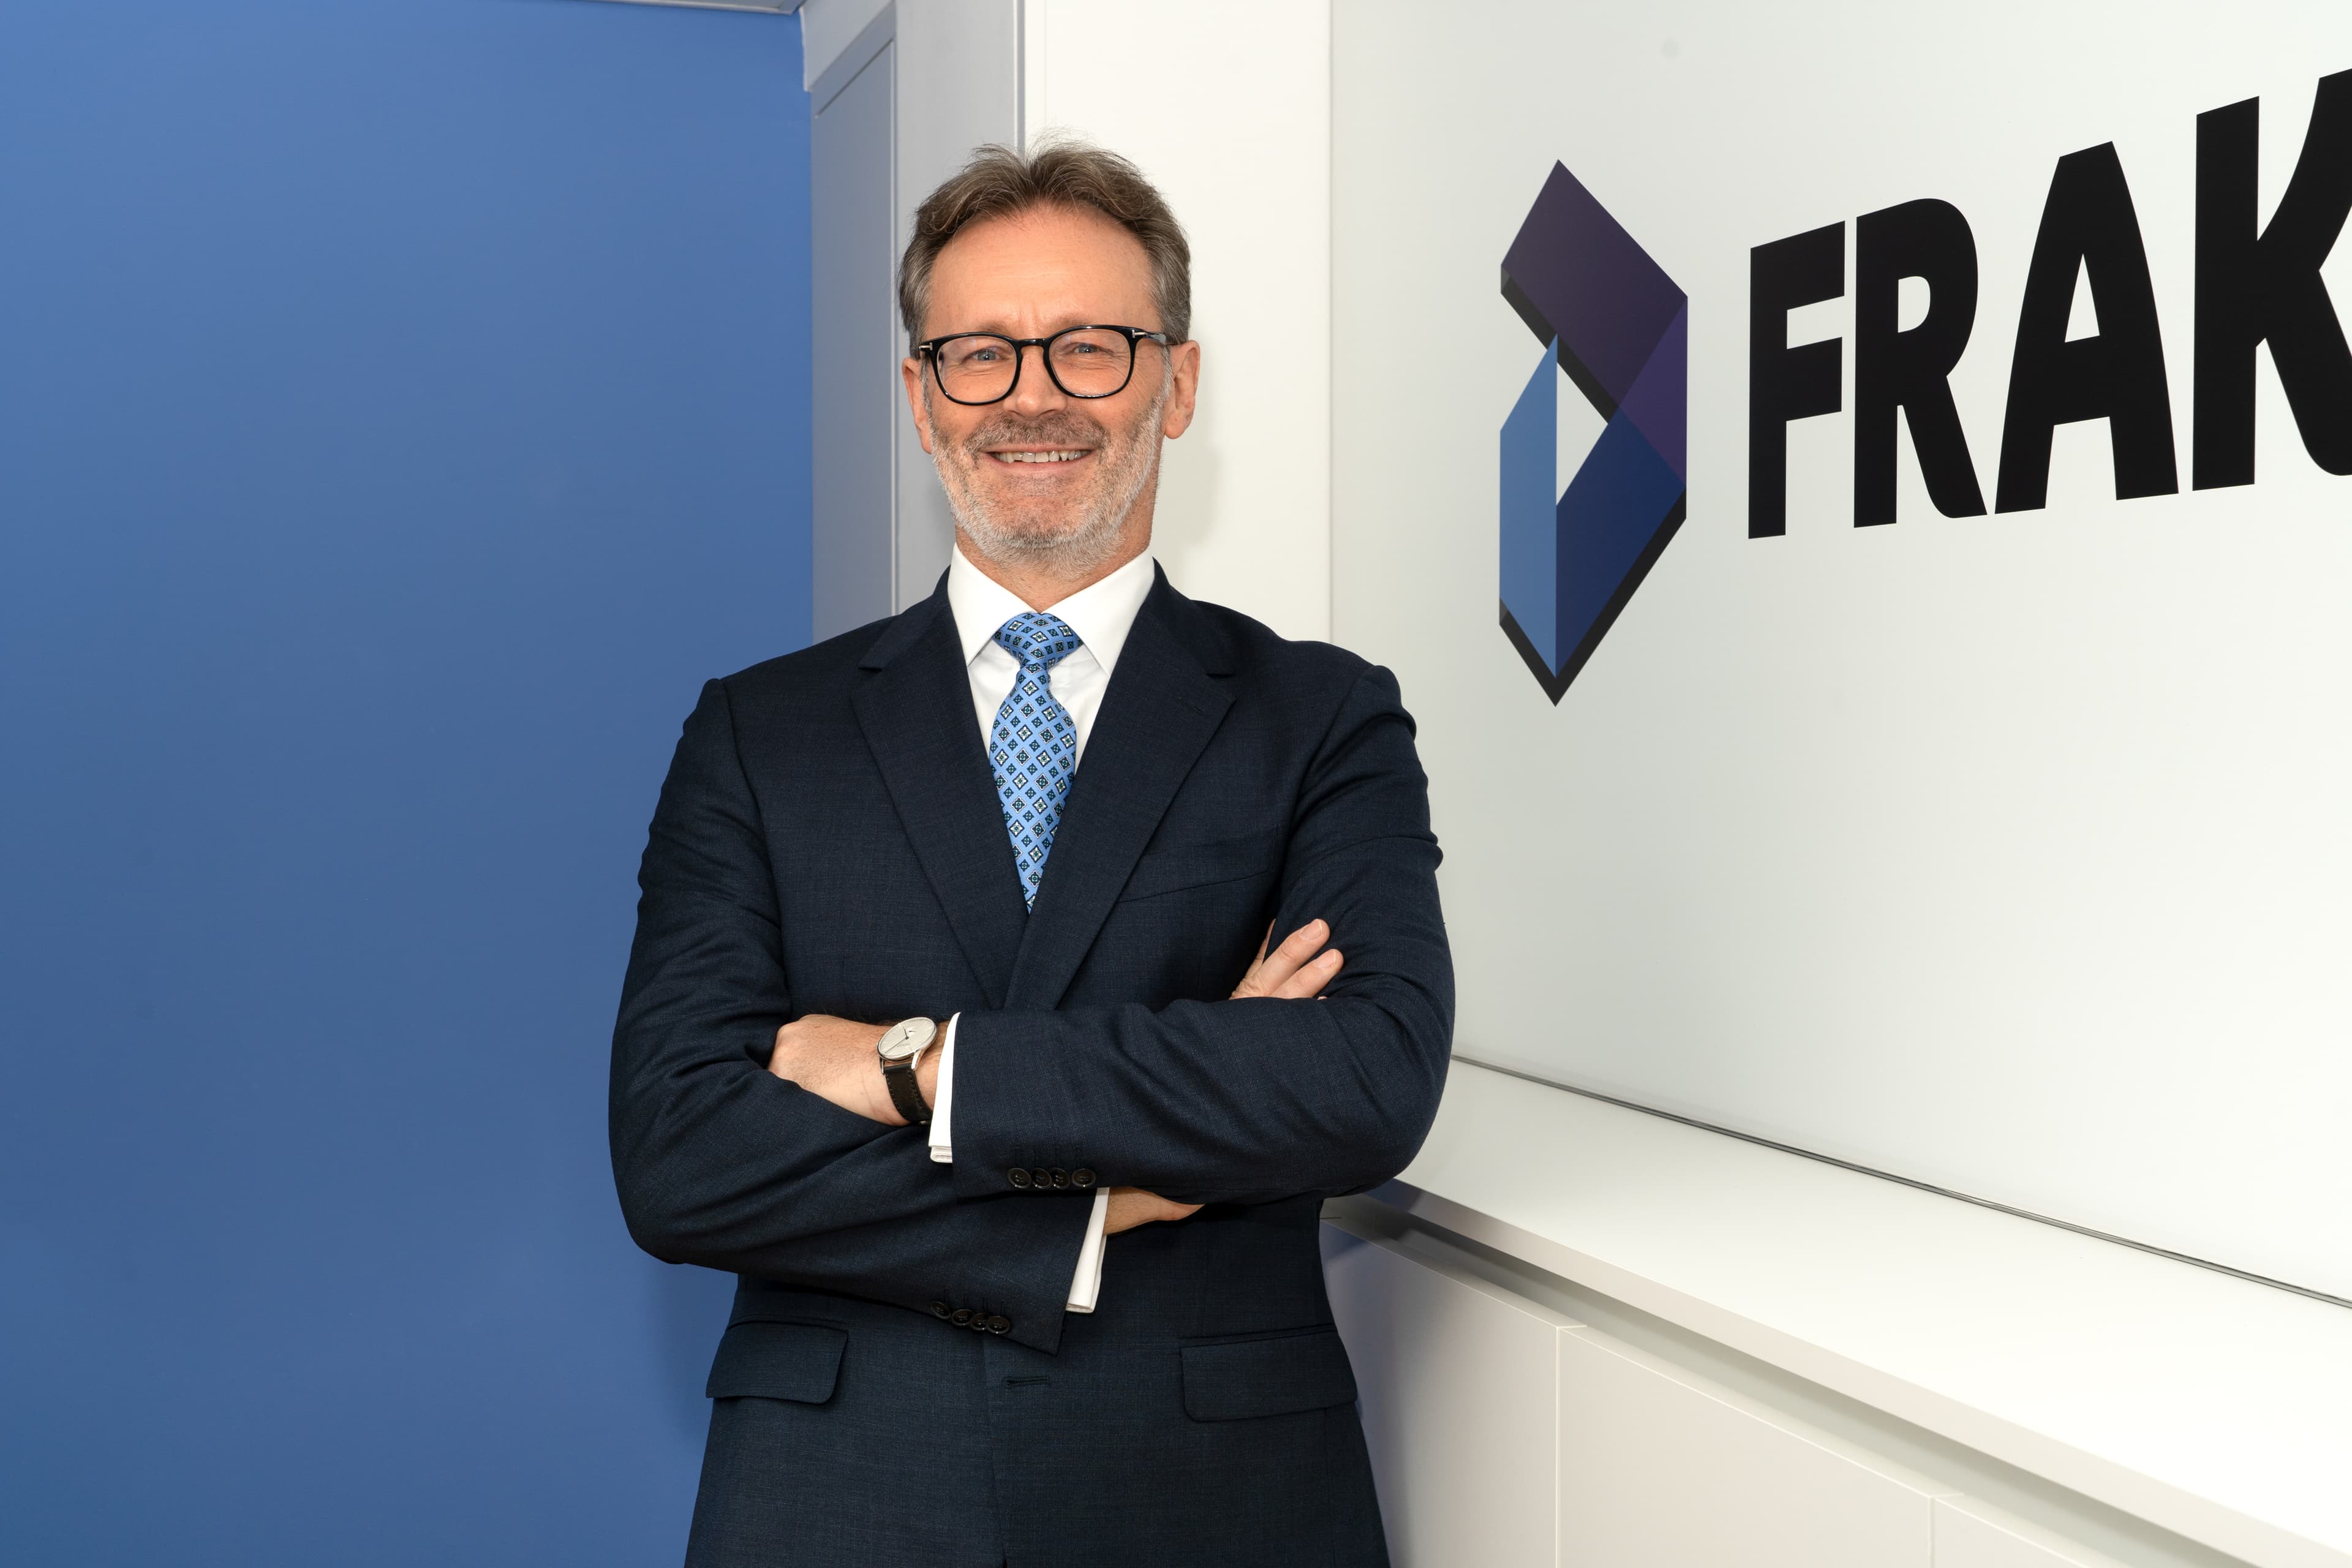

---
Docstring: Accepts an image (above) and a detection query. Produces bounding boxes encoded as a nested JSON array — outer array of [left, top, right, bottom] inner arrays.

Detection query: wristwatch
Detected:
[[877, 1017, 939, 1126]]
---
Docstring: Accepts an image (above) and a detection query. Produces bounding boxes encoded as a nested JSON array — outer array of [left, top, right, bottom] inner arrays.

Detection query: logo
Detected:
[[1499, 164, 1687, 703], [1748, 67, 2352, 538]]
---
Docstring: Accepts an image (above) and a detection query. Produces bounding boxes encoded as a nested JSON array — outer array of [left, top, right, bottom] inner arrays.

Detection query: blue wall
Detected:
[[0, 1, 810, 1560]]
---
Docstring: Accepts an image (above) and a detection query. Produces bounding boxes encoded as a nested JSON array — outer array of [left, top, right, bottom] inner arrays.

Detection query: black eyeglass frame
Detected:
[[914, 325, 1175, 405]]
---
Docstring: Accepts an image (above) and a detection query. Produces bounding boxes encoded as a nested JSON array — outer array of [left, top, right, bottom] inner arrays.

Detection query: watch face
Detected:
[[878, 1017, 935, 1061]]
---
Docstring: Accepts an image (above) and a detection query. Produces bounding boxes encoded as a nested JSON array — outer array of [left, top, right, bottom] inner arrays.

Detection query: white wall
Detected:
[[1021, 0, 1332, 640], [1329, 0, 2352, 1303]]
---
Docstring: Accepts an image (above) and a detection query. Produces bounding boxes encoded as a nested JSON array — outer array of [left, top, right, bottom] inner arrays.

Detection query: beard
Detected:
[[929, 371, 1169, 577]]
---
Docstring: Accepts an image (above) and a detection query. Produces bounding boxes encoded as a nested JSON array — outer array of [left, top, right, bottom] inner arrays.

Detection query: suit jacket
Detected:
[[611, 567, 1453, 1568]]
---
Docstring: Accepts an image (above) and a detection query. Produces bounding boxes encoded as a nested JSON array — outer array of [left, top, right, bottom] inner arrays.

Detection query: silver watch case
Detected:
[[878, 1016, 938, 1063]]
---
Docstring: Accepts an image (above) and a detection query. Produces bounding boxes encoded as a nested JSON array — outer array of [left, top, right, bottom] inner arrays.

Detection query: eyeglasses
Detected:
[[916, 325, 1173, 405]]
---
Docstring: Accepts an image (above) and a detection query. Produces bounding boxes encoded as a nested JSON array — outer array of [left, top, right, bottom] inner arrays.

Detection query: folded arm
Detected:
[[608, 679, 1096, 1349], [946, 665, 1455, 1206]]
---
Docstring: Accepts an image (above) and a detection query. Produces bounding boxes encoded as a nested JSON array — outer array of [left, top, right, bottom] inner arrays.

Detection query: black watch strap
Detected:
[[883, 1051, 932, 1126]]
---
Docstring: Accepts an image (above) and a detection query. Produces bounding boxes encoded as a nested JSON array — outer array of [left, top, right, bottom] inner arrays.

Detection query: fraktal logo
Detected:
[[1499, 164, 1687, 703]]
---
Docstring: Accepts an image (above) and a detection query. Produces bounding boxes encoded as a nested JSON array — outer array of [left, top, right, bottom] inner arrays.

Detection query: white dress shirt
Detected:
[[926, 544, 1158, 1314]]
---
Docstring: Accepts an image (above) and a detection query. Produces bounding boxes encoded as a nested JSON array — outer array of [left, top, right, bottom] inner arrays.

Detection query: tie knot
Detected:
[[995, 611, 1082, 672]]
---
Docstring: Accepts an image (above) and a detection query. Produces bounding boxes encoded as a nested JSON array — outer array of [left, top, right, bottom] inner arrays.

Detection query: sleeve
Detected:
[[930, 1010, 1113, 1312], [945, 665, 1455, 1207], [608, 680, 1098, 1354]]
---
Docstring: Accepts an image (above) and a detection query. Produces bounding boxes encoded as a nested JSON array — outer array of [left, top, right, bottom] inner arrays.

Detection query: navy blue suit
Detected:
[[611, 568, 1453, 1567]]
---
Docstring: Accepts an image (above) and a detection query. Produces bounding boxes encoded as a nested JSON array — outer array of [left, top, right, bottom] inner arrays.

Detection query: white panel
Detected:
[[1322, 1226, 1565, 1568], [1025, 0, 1332, 641], [1330, 0, 2352, 1300], [894, 0, 1019, 245], [810, 38, 897, 638], [891, 0, 1019, 608], [1557, 1325, 1942, 1568], [800, 0, 891, 89], [1934, 1498, 2132, 1568]]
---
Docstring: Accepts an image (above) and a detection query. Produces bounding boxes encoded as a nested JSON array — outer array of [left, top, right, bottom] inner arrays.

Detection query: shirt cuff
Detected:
[[927, 1013, 957, 1163], [1066, 1188, 1109, 1313]]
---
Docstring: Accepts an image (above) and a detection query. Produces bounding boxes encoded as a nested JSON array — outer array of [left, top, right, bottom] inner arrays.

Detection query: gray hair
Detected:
[[898, 139, 1192, 350]]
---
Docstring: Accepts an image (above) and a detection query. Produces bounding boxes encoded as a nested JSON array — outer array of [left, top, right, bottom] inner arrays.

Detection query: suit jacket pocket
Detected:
[[1119, 827, 1283, 904], [1180, 1325, 1358, 1422], [704, 1321, 848, 1404]]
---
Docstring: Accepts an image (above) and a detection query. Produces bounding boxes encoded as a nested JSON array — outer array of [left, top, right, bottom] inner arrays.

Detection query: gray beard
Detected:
[[930, 373, 1169, 579]]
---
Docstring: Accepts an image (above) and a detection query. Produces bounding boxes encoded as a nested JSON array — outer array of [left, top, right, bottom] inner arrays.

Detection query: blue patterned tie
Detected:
[[989, 611, 1084, 908]]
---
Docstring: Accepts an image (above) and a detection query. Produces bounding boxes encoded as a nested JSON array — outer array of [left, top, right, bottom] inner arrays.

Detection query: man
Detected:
[[611, 141, 1452, 1568]]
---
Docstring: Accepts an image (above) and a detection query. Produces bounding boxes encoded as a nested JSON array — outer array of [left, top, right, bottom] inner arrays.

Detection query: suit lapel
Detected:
[[1006, 572, 1236, 1009], [851, 587, 1028, 1007]]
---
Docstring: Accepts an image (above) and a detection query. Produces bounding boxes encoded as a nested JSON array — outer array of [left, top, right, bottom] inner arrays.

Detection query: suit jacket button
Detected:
[[1049, 1167, 1069, 1189], [1008, 1169, 1031, 1189], [1071, 1167, 1096, 1188], [951, 1308, 974, 1326], [1028, 1168, 1052, 1190], [968, 1313, 990, 1331], [930, 1300, 952, 1319], [987, 1316, 1011, 1335]]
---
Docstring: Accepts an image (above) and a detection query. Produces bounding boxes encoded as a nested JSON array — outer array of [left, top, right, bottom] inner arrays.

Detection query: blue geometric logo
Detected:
[[1499, 164, 1688, 703]]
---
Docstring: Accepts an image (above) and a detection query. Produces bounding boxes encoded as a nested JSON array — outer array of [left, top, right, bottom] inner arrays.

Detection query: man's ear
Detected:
[[1161, 340, 1201, 440], [901, 357, 937, 454]]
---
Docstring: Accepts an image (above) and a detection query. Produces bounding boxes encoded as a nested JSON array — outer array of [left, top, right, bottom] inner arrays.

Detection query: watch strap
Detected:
[[882, 1044, 932, 1126]]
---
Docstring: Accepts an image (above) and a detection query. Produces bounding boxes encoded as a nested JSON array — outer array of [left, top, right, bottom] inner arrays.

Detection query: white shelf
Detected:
[[1378, 1061, 2352, 1568]]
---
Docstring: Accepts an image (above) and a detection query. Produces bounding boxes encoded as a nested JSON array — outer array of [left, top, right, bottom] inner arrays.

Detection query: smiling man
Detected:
[[611, 143, 1453, 1568]]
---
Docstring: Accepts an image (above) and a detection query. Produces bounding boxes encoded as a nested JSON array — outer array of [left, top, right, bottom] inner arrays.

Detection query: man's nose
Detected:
[[1005, 342, 1070, 418]]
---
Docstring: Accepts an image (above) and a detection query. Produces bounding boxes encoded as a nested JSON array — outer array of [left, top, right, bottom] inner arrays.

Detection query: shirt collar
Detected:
[[946, 545, 1157, 676]]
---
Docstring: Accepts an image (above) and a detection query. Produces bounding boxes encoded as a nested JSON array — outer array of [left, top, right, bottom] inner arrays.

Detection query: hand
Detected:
[[1110, 924, 1334, 1231], [769, 1014, 936, 1126], [1230, 919, 1343, 1000], [1104, 1186, 1201, 1235]]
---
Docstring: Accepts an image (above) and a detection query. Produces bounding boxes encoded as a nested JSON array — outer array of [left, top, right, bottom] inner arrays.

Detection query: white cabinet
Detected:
[[1555, 1327, 1944, 1567], [1326, 1219, 1983, 1568], [1323, 1226, 1569, 1567], [1327, 1219, 2196, 1568], [1934, 1499, 2131, 1568]]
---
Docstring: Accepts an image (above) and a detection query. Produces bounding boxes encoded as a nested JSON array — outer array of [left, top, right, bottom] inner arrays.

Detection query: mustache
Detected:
[[959, 410, 1110, 453]]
